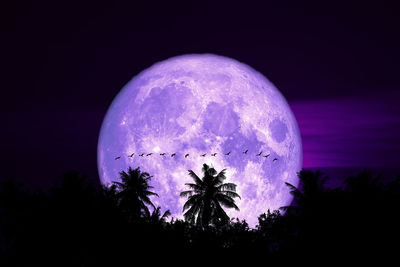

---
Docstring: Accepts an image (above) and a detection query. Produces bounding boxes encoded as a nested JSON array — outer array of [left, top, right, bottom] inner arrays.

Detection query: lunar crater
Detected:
[[203, 102, 240, 136], [269, 118, 288, 143]]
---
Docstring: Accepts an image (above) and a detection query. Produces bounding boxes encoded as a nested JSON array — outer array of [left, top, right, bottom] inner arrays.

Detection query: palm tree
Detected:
[[145, 206, 171, 225], [280, 169, 329, 216], [180, 163, 240, 228], [113, 167, 158, 221]]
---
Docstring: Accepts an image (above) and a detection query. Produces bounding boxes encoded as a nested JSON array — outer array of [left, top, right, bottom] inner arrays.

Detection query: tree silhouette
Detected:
[[145, 206, 171, 226], [281, 169, 329, 214], [1, 167, 400, 264], [0, 178, 29, 253], [180, 163, 241, 228], [343, 169, 382, 194], [113, 167, 158, 222]]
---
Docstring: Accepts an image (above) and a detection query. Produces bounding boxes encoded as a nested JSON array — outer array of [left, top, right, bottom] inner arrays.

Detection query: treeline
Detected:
[[0, 168, 399, 265]]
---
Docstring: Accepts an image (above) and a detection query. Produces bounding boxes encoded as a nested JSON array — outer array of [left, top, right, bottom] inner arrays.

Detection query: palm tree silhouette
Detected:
[[113, 167, 158, 221], [281, 169, 328, 214], [180, 163, 240, 228], [145, 206, 171, 225]]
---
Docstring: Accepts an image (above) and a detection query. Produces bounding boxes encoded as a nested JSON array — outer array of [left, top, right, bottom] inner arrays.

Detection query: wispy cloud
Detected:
[[290, 92, 400, 168]]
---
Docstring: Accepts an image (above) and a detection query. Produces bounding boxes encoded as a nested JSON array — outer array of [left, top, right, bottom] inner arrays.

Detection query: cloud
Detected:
[[290, 91, 400, 168]]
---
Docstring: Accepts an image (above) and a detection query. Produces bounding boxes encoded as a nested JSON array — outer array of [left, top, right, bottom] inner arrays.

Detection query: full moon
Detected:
[[98, 54, 302, 227]]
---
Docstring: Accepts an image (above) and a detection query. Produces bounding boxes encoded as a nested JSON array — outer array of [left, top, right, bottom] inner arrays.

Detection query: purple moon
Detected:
[[98, 54, 302, 227]]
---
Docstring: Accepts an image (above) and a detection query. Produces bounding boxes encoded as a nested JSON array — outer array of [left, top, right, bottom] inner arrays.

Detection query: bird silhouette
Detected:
[[200, 153, 206, 157], [211, 153, 217, 156], [128, 153, 134, 157], [185, 154, 189, 158], [171, 153, 176, 157], [146, 153, 153, 156], [256, 151, 262, 156], [139, 153, 145, 157], [225, 151, 231, 156], [273, 158, 278, 162], [263, 154, 270, 158], [114, 156, 121, 160], [160, 153, 166, 156], [242, 149, 248, 154]]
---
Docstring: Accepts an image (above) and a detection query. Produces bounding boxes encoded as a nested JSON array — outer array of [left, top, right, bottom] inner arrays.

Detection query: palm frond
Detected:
[[216, 194, 240, 211], [285, 182, 303, 200], [279, 205, 300, 213], [208, 167, 217, 176], [183, 204, 200, 223], [285, 182, 298, 192], [143, 206, 151, 218], [182, 195, 201, 212], [215, 169, 227, 185], [214, 201, 230, 223], [141, 195, 156, 209], [201, 164, 210, 175], [195, 205, 204, 226], [180, 190, 194, 198], [188, 170, 203, 185], [112, 181, 125, 188], [218, 183, 237, 192], [220, 191, 241, 199], [161, 210, 171, 220], [184, 183, 202, 191], [143, 190, 159, 197]]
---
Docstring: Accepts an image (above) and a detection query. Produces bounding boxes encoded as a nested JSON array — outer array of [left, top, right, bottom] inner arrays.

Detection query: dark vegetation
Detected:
[[0, 166, 399, 265], [181, 164, 241, 227]]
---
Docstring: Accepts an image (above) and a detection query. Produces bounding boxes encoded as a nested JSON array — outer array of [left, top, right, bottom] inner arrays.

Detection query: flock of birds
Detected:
[[114, 150, 279, 162]]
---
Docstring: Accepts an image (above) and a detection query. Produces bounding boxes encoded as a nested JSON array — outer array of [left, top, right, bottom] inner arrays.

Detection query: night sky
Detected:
[[2, 0, 400, 188]]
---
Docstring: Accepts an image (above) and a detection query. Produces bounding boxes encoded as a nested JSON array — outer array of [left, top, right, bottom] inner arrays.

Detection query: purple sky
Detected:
[[1, 0, 400, 187], [291, 91, 400, 168]]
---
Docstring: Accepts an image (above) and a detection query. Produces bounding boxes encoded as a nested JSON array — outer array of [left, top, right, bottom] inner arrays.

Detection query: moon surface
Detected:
[[98, 54, 302, 227]]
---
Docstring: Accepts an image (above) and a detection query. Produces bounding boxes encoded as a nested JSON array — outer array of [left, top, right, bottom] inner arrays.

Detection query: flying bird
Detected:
[[263, 154, 270, 158], [128, 153, 134, 157], [171, 153, 176, 157], [211, 153, 217, 156], [256, 151, 262, 156], [160, 153, 166, 156], [242, 149, 248, 154], [185, 154, 189, 158], [139, 153, 145, 157], [114, 156, 121, 160], [225, 151, 231, 156], [146, 153, 153, 156], [273, 158, 278, 162], [200, 153, 206, 157]]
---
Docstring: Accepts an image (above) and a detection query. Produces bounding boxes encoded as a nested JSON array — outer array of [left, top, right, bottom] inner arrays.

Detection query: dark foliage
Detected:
[[180, 163, 240, 228], [0, 168, 399, 265], [113, 166, 159, 222]]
